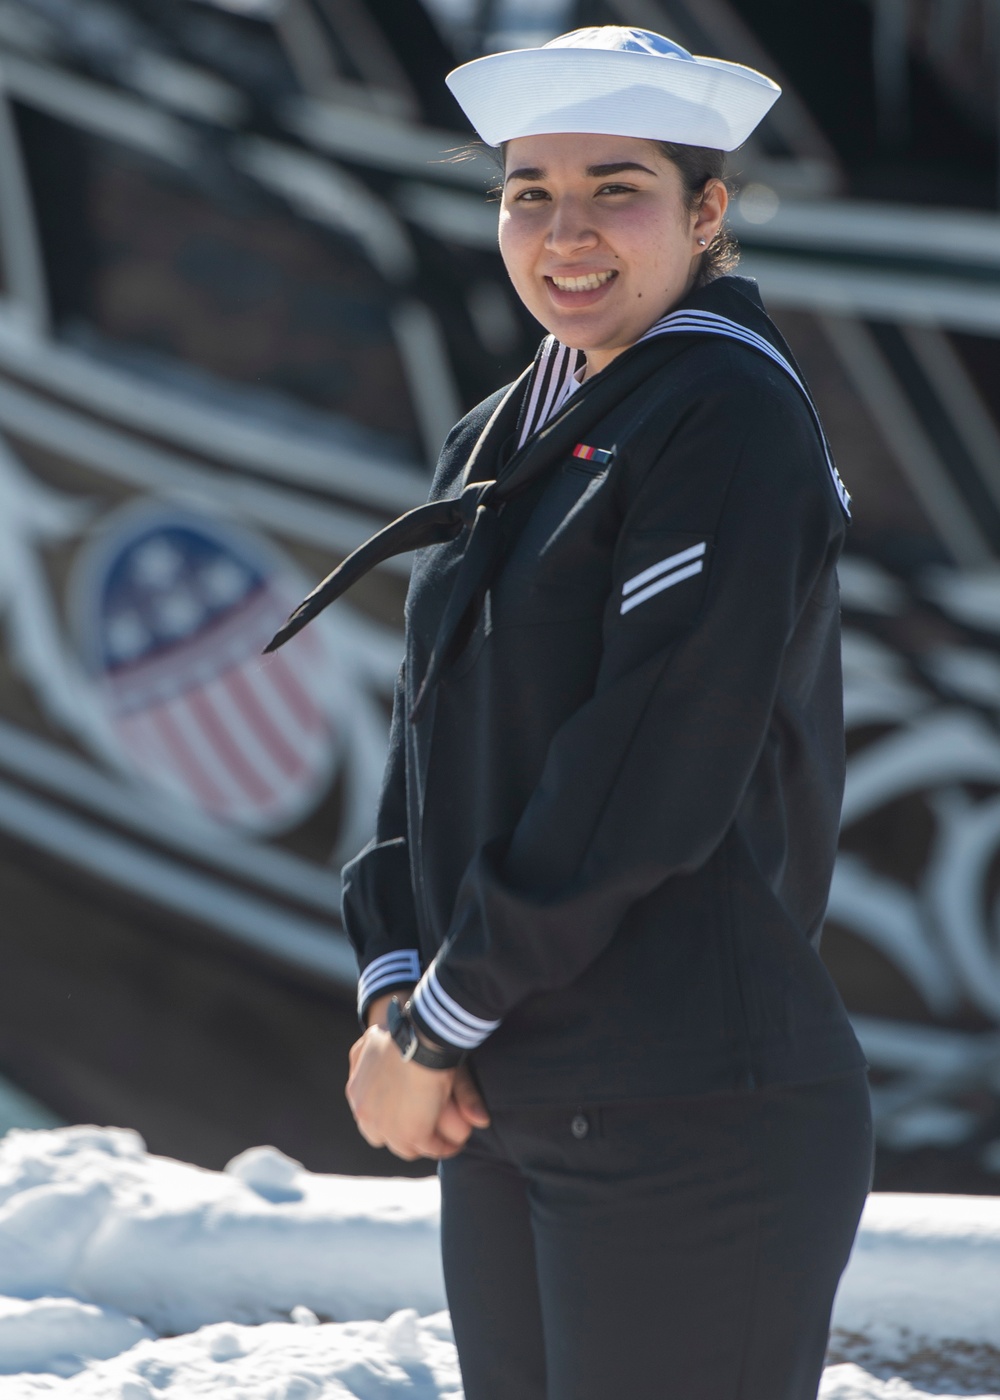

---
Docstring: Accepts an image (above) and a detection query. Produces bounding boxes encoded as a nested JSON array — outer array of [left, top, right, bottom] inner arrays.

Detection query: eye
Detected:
[[512, 187, 550, 203], [596, 182, 636, 196]]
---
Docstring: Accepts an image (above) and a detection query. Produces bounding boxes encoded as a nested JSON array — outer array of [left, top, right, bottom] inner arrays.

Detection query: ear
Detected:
[[692, 178, 728, 249]]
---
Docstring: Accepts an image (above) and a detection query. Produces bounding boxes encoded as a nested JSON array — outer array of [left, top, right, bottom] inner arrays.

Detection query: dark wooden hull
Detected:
[[0, 829, 432, 1175], [0, 0, 999, 1193]]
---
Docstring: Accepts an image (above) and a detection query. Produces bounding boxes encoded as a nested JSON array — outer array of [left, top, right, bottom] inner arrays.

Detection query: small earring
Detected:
[[697, 237, 707, 246]]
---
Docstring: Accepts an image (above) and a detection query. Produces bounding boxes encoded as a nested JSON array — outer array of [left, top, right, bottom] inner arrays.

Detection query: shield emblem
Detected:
[[73, 503, 339, 833]]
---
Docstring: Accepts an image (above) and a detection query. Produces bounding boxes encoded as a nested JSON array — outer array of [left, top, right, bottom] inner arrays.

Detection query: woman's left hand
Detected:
[[346, 1027, 465, 1161]]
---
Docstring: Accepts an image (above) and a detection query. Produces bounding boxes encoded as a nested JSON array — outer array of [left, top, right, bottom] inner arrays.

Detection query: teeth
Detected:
[[550, 270, 616, 292]]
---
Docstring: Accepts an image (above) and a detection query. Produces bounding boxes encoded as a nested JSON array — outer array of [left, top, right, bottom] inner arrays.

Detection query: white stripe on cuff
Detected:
[[357, 949, 422, 1015], [620, 559, 704, 615], [622, 541, 706, 599], [411, 965, 502, 1050]]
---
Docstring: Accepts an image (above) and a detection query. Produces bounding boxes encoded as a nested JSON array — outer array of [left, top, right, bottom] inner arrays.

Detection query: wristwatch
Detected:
[[387, 996, 465, 1070]]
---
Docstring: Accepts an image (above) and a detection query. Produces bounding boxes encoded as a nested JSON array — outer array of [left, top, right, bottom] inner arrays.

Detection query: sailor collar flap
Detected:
[[264, 284, 845, 721]]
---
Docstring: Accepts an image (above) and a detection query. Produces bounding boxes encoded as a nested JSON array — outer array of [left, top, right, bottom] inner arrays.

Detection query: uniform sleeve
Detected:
[[408, 377, 845, 1052], [341, 662, 421, 1023], [340, 395, 516, 1029]]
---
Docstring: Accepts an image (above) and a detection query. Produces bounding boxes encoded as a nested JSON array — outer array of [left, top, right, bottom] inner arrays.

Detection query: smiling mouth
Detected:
[[547, 270, 618, 292]]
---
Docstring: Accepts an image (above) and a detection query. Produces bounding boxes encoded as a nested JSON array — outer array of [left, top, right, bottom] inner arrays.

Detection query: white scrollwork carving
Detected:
[[838, 583, 1000, 1155]]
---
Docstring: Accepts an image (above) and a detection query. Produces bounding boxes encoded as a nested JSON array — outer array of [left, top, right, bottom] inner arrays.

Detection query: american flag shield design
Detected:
[[74, 505, 338, 833]]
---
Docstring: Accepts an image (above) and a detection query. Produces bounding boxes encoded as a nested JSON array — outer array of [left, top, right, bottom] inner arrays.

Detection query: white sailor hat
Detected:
[[446, 26, 780, 151]]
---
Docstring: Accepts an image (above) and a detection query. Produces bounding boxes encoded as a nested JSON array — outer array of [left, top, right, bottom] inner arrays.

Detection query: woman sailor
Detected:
[[269, 25, 873, 1400]]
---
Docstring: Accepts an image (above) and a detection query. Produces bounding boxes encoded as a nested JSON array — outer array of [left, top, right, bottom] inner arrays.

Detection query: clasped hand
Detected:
[[345, 997, 490, 1161]]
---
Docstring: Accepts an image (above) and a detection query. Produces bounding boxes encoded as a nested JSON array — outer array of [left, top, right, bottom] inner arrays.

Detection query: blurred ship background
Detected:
[[0, 0, 999, 1190]]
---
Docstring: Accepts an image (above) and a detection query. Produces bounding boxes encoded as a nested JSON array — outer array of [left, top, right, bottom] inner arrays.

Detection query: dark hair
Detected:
[[654, 142, 739, 285]]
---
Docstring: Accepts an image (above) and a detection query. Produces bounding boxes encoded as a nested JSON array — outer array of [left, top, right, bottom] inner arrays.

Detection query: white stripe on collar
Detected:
[[514, 309, 850, 517], [516, 337, 584, 448]]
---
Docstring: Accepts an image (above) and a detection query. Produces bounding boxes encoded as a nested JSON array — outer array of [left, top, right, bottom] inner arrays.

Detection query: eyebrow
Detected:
[[504, 161, 659, 184]]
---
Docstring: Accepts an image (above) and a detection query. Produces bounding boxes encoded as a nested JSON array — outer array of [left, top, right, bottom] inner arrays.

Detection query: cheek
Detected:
[[638, 228, 692, 290], [624, 221, 664, 264], [607, 206, 684, 270], [498, 216, 536, 288]]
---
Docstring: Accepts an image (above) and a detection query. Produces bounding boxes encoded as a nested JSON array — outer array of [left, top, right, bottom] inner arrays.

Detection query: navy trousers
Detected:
[[439, 1071, 873, 1400]]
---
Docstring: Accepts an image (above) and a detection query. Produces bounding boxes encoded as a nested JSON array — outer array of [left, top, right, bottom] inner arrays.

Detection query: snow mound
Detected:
[[0, 1297, 150, 1377], [0, 1126, 444, 1334]]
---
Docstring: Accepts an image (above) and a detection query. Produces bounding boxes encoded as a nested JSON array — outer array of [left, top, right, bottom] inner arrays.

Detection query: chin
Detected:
[[546, 314, 616, 343]]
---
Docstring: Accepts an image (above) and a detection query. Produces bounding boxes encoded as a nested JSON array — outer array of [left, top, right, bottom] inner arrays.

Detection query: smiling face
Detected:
[[498, 132, 727, 379]]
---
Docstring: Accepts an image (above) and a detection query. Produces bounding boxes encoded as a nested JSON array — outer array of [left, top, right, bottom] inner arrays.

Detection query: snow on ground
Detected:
[[0, 1128, 444, 1332], [0, 1126, 997, 1399], [830, 1192, 1000, 1393], [4, 1310, 463, 1399]]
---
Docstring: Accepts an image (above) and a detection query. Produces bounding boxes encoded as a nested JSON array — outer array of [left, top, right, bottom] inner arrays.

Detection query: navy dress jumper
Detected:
[[342, 275, 872, 1400]]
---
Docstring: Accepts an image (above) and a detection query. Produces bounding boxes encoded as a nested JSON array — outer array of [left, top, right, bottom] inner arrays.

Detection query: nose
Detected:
[[545, 195, 598, 256]]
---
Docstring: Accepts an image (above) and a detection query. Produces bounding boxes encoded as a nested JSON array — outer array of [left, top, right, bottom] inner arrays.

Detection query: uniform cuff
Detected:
[[357, 949, 422, 1022], [409, 963, 502, 1051]]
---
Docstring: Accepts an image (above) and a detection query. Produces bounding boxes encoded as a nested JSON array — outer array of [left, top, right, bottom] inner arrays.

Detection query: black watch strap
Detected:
[[387, 996, 465, 1070]]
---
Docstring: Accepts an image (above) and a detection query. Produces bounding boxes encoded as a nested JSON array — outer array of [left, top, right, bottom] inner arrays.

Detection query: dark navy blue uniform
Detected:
[[344, 276, 864, 1100], [342, 276, 872, 1400]]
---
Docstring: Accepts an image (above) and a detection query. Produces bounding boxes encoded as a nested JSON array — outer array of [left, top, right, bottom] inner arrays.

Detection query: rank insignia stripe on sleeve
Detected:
[[620, 541, 707, 615]]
